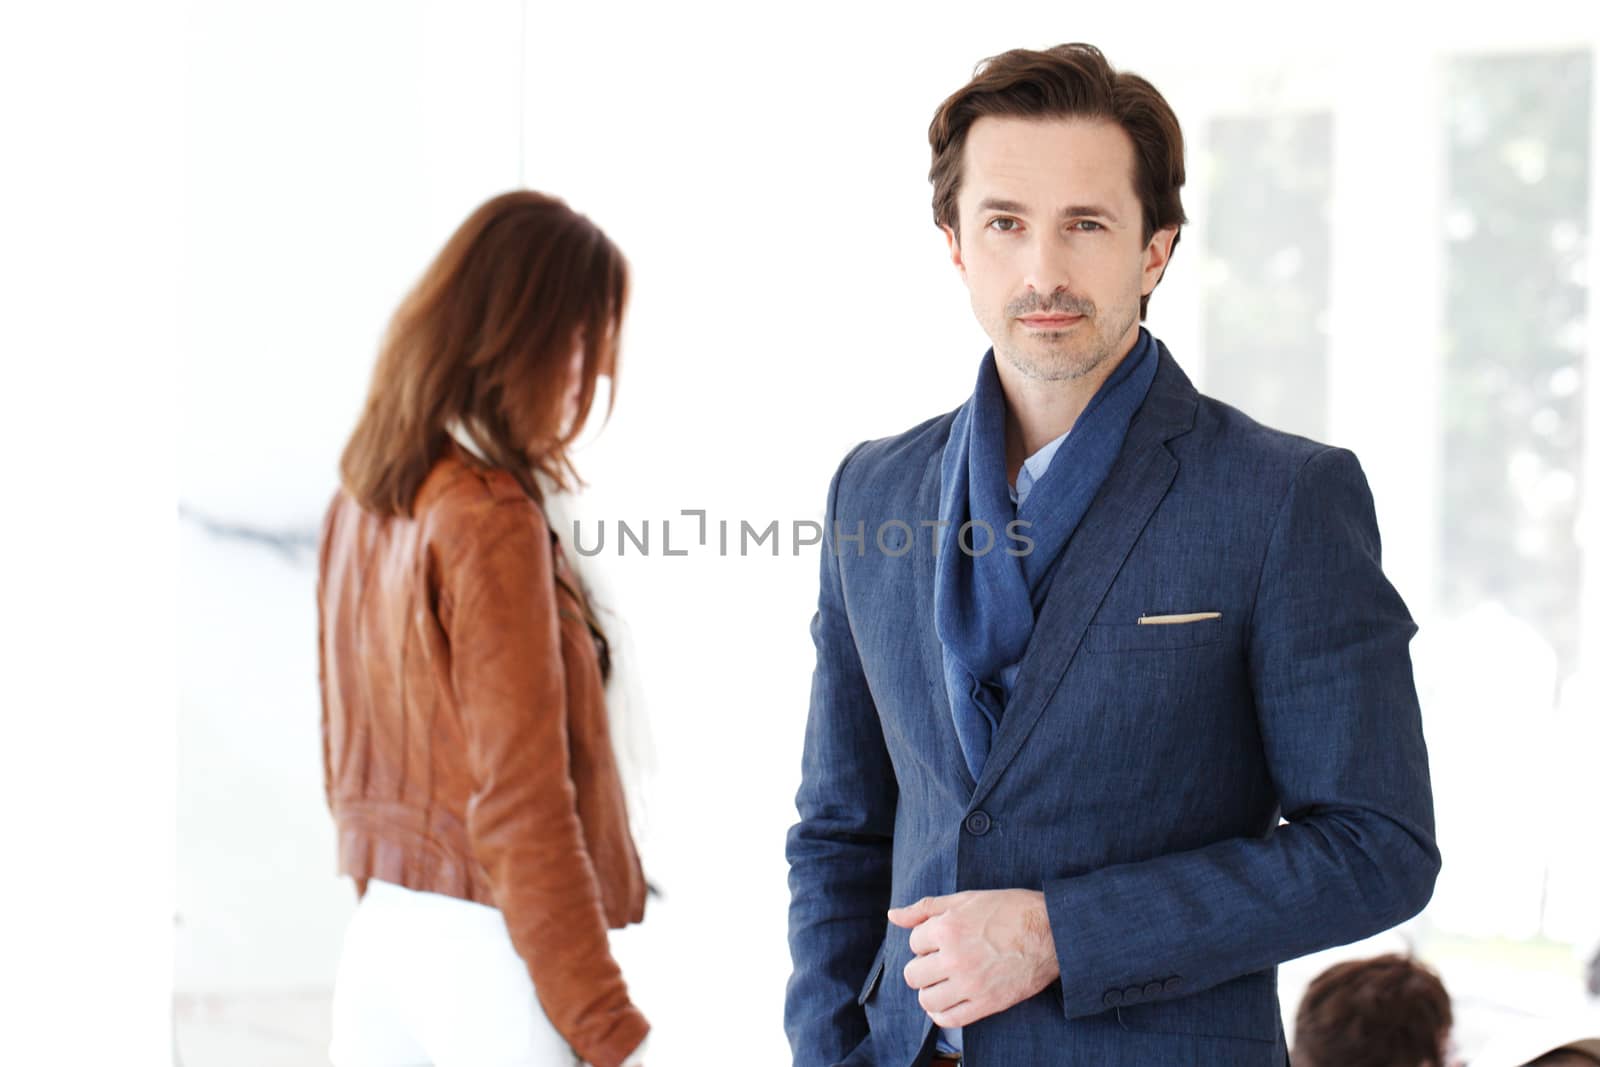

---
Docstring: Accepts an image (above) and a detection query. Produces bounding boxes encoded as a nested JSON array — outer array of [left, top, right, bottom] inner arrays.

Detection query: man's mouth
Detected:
[[1018, 313, 1085, 328]]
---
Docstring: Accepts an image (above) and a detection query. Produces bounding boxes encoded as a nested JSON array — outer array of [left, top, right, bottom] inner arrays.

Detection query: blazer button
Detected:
[[1103, 989, 1123, 1007], [1163, 976, 1183, 992], [964, 810, 992, 836], [1122, 985, 1145, 1004], [1142, 980, 1164, 999]]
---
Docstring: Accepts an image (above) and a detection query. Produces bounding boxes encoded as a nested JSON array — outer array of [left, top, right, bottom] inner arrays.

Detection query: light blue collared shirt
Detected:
[[936, 425, 1070, 1057], [997, 426, 1070, 696], [1010, 427, 1072, 508]]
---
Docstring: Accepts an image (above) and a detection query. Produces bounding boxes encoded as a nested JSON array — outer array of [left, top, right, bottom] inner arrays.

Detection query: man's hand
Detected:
[[886, 889, 1059, 1029]]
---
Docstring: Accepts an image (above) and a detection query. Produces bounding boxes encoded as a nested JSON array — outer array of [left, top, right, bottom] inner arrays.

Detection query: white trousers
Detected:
[[329, 878, 579, 1067]]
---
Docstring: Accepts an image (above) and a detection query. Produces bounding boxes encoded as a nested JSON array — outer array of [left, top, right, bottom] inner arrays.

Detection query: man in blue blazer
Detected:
[[784, 43, 1439, 1067]]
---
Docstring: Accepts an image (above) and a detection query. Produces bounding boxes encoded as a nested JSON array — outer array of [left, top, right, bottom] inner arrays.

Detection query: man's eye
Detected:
[[987, 217, 1020, 233], [1072, 220, 1104, 232]]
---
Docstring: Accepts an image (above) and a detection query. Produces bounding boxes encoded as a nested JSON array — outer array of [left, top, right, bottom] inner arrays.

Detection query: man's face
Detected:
[[944, 115, 1176, 383]]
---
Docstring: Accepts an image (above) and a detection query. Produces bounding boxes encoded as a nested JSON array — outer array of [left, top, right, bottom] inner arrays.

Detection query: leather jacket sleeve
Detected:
[[442, 494, 649, 1067]]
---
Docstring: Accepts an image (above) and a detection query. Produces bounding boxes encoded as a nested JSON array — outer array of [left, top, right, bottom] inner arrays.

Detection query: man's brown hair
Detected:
[[927, 42, 1187, 318], [340, 189, 627, 517], [1293, 954, 1453, 1067]]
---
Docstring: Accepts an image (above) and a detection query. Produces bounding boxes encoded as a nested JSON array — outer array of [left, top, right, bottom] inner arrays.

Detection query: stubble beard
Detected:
[[992, 297, 1139, 384]]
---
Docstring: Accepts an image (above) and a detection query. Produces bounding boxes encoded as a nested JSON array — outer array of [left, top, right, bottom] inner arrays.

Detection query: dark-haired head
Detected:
[[928, 43, 1186, 319], [1293, 954, 1453, 1067]]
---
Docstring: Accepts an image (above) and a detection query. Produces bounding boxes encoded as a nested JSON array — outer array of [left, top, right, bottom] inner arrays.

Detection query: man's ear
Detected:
[[1141, 225, 1179, 296], [942, 224, 966, 280]]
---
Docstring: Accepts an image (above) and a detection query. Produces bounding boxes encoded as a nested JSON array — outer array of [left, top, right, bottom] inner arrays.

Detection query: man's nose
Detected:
[[1022, 234, 1073, 296]]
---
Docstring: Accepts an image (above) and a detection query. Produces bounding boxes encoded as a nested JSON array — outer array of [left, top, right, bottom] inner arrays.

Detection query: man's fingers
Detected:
[[907, 916, 944, 957], [934, 1004, 979, 1036], [916, 978, 967, 1016], [886, 894, 950, 928], [928, 996, 989, 1030], [902, 950, 949, 990]]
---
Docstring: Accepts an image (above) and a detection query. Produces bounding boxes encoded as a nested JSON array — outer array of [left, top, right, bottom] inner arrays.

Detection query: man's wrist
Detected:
[[1024, 889, 1061, 986]]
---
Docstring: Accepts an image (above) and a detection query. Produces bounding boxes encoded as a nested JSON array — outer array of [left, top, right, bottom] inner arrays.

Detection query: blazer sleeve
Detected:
[[1042, 446, 1441, 1018], [445, 496, 649, 1067], [785, 444, 900, 1067]]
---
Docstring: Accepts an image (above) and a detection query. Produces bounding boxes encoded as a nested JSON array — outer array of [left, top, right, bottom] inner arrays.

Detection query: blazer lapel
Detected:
[[970, 346, 1199, 808], [912, 444, 979, 797]]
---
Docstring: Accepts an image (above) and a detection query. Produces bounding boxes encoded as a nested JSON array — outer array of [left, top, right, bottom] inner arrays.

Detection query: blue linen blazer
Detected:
[[784, 344, 1439, 1066]]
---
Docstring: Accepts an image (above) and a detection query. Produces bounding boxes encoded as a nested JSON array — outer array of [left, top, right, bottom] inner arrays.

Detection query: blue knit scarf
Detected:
[[934, 329, 1157, 781]]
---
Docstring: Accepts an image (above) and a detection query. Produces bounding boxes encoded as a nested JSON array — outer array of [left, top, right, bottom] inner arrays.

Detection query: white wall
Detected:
[[3, 3, 184, 1064]]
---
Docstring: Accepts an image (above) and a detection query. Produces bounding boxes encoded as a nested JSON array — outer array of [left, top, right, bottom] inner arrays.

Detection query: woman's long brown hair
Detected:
[[340, 189, 627, 516], [340, 190, 626, 676]]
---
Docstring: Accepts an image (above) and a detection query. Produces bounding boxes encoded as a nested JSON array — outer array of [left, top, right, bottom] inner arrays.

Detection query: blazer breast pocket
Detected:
[[1084, 614, 1224, 653]]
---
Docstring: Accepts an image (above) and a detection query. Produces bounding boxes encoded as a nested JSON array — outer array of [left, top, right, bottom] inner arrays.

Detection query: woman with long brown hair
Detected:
[[317, 190, 650, 1067]]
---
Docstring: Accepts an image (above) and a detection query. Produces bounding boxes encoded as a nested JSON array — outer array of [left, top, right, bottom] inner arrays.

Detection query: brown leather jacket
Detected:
[[317, 443, 648, 1067]]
